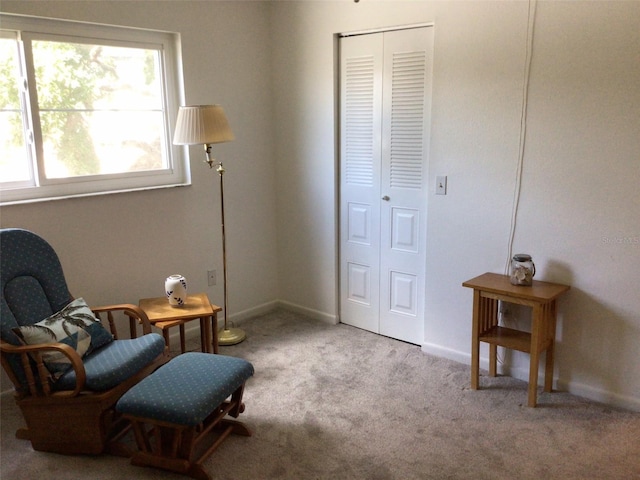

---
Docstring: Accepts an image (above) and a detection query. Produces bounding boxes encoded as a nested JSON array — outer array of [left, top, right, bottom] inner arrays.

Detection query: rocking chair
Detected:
[[0, 228, 169, 455]]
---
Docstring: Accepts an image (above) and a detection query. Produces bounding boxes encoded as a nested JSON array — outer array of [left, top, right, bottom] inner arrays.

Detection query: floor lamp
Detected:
[[173, 104, 246, 345]]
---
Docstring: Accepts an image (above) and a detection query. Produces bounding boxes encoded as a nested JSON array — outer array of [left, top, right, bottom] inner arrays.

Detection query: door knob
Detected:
[[382, 196, 390, 201]]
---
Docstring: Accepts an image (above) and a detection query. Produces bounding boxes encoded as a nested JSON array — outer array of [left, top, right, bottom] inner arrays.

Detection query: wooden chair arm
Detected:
[[0, 339, 86, 398], [91, 304, 153, 338]]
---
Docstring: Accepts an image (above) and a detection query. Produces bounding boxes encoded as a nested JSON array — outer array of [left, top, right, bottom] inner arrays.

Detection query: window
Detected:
[[0, 14, 188, 205]]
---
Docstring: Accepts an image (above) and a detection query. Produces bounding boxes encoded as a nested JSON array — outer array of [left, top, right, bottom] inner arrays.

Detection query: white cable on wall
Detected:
[[497, 0, 538, 361], [504, 0, 538, 275]]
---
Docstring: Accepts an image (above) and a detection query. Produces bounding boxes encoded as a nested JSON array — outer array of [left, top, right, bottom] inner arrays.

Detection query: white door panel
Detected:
[[347, 262, 371, 305], [347, 202, 373, 245], [390, 207, 419, 253], [340, 33, 383, 334], [379, 28, 433, 343]]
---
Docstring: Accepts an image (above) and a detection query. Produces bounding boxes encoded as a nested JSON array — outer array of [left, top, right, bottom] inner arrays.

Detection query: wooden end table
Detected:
[[136, 292, 221, 354], [462, 272, 570, 407]]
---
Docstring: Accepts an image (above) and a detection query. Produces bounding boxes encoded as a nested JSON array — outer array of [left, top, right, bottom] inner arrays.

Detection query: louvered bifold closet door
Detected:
[[339, 32, 384, 334], [379, 27, 433, 344], [340, 27, 433, 345]]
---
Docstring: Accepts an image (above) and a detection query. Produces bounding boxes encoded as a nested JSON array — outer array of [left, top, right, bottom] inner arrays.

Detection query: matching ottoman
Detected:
[[116, 352, 254, 480]]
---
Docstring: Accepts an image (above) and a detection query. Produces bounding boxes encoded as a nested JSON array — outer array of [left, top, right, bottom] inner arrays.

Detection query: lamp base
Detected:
[[218, 327, 246, 346]]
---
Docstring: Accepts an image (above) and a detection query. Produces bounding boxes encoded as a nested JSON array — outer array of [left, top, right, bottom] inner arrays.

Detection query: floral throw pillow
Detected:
[[12, 298, 114, 378]]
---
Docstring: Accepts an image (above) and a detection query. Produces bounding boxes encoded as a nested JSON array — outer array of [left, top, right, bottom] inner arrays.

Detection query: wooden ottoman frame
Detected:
[[116, 352, 254, 480]]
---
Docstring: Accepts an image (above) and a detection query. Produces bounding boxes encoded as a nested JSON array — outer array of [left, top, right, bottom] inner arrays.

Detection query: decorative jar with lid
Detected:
[[510, 254, 536, 286], [165, 274, 187, 306]]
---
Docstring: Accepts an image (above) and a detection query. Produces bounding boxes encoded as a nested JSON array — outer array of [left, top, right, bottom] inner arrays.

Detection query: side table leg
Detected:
[[528, 304, 543, 407], [528, 355, 539, 407], [489, 344, 497, 377], [179, 324, 186, 353], [544, 301, 557, 393], [212, 312, 219, 354], [471, 289, 481, 390], [199, 318, 207, 353], [202, 316, 213, 354], [162, 329, 171, 353]]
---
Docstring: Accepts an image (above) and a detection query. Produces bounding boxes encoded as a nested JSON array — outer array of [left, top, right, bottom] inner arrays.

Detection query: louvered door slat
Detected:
[[345, 55, 376, 186], [390, 50, 427, 189]]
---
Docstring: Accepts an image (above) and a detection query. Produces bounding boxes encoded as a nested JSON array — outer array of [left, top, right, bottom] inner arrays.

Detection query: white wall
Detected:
[[269, 0, 640, 410], [1, 1, 638, 411], [0, 1, 278, 314], [508, 1, 640, 407]]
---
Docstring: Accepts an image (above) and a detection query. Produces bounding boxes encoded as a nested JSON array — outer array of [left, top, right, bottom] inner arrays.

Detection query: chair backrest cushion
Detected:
[[1, 228, 73, 344], [1, 229, 74, 392]]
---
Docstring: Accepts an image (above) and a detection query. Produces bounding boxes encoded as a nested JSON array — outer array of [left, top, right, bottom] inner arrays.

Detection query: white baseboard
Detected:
[[175, 299, 338, 343], [422, 342, 470, 365], [229, 300, 280, 324], [421, 342, 640, 412], [174, 300, 280, 342], [555, 379, 640, 412], [276, 300, 339, 325]]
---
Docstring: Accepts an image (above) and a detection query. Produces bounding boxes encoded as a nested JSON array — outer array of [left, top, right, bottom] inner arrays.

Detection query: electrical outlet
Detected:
[[207, 270, 216, 286], [436, 175, 447, 195]]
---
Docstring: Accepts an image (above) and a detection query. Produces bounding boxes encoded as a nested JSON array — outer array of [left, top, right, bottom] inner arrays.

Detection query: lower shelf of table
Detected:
[[478, 326, 531, 353]]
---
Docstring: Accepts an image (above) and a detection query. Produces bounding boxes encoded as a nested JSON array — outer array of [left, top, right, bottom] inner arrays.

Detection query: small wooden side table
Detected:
[[136, 293, 221, 354], [462, 272, 570, 407]]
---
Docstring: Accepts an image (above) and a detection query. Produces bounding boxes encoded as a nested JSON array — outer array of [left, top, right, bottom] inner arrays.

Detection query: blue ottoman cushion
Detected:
[[116, 352, 254, 426]]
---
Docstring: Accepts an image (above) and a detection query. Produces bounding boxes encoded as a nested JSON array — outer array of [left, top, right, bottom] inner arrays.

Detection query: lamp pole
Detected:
[[205, 145, 245, 346]]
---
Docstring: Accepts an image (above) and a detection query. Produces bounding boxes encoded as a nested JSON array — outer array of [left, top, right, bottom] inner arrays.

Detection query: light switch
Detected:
[[436, 175, 447, 195]]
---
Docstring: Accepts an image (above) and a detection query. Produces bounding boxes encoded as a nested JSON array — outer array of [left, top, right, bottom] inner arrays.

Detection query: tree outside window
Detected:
[[0, 14, 186, 205]]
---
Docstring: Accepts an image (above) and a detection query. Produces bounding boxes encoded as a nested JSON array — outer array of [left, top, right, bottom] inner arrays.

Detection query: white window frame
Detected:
[[0, 13, 189, 205]]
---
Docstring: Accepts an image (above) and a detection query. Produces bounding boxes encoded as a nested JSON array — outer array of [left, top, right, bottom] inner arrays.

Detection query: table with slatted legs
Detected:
[[135, 293, 221, 355], [462, 273, 570, 407]]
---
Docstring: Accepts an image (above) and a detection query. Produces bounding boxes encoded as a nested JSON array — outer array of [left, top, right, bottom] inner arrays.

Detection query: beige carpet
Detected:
[[2, 309, 639, 479]]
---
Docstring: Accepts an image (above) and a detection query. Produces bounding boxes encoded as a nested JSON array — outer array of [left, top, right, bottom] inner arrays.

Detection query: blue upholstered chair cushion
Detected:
[[54, 333, 166, 392], [116, 352, 254, 426]]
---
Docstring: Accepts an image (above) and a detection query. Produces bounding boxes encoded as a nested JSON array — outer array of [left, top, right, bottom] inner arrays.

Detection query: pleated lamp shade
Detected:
[[173, 105, 235, 145]]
